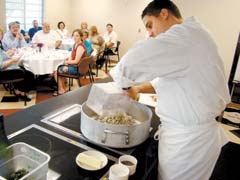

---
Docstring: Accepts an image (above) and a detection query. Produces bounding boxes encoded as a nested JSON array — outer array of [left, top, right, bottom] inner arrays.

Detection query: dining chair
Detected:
[[102, 41, 121, 73], [0, 69, 27, 106], [57, 56, 94, 94]]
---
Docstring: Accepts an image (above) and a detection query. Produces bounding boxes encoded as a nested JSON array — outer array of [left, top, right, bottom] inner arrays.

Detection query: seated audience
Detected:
[[28, 20, 42, 40], [56, 21, 68, 39], [103, 23, 118, 49], [0, 49, 35, 101], [0, 28, 15, 56], [32, 22, 62, 49], [80, 22, 89, 32], [54, 29, 87, 95], [2, 21, 27, 50], [82, 30, 93, 56], [89, 26, 105, 53]]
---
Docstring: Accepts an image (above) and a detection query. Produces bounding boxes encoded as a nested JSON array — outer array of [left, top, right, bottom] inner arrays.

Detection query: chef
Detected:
[[110, 0, 230, 179]]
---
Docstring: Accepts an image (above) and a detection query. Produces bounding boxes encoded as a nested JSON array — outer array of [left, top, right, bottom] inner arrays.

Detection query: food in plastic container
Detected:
[[0, 142, 50, 180]]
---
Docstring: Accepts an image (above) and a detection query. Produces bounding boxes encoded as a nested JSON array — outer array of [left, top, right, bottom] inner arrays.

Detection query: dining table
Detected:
[[17, 46, 71, 75]]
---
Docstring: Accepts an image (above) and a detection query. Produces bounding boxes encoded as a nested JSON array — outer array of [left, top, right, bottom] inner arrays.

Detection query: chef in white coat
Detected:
[[110, 0, 230, 179]]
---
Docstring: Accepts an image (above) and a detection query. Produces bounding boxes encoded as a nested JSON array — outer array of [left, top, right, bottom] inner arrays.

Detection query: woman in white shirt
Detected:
[[56, 21, 68, 39]]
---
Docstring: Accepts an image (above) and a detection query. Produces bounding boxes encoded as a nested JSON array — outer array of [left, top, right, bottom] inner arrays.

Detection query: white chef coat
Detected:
[[110, 17, 230, 180], [32, 30, 61, 48]]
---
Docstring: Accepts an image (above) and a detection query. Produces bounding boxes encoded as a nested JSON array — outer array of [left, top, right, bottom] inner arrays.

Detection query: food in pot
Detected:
[[8, 168, 28, 180], [92, 112, 136, 125]]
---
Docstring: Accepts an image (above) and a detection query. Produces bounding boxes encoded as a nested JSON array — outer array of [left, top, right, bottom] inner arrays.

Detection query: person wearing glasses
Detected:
[[2, 21, 26, 50]]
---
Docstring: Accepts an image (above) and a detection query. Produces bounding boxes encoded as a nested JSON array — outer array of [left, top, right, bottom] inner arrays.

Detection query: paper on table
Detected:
[[138, 93, 157, 107]]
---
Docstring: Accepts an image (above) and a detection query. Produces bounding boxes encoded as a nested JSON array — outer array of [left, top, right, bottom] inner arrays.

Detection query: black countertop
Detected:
[[4, 77, 160, 180]]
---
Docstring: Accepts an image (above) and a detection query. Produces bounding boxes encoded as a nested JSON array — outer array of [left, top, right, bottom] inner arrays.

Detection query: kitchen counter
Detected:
[[4, 77, 160, 180], [4, 77, 240, 179]]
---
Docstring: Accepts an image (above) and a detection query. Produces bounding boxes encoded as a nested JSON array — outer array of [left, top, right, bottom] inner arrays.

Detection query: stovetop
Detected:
[[8, 124, 115, 180]]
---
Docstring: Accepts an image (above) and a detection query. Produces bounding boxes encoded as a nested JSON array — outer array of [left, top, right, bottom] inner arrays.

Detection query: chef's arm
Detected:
[[125, 82, 155, 100]]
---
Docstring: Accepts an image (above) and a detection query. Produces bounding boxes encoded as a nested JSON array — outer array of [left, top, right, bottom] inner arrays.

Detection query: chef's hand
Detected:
[[124, 82, 156, 101], [124, 86, 139, 101]]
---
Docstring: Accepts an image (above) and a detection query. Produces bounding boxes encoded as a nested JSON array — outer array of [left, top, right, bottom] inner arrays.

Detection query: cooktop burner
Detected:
[[8, 124, 116, 180]]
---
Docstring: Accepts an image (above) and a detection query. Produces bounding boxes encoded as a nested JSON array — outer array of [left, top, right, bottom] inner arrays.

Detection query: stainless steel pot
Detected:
[[80, 101, 152, 148]]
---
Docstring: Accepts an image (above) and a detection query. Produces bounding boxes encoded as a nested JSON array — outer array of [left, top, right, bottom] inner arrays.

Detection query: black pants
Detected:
[[14, 69, 35, 92], [0, 68, 35, 93]]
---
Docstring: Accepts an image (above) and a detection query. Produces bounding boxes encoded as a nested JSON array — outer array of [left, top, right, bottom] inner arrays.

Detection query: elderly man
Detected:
[[28, 20, 42, 40], [2, 21, 27, 50], [103, 23, 118, 49], [32, 22, 62, 49], [110, 0, 230, 180]]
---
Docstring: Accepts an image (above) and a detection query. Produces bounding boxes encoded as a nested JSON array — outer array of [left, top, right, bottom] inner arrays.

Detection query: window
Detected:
[[5, 0, 44, 32]]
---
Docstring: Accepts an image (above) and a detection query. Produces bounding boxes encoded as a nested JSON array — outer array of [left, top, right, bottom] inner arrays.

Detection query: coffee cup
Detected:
[[109, 164, 129, 180], [119, 155, 137, 175]]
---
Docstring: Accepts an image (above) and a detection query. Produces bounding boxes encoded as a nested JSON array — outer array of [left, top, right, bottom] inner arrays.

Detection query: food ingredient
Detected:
[[77, 153, 102, 169], [8, 168, 28, 180], [92, 112, 136, 125]]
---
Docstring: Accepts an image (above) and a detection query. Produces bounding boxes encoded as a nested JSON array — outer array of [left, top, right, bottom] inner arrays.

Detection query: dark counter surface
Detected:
[[4, 78, 160, 180]]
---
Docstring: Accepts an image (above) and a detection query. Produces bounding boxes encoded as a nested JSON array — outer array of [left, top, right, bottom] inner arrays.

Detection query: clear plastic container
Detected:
[[0, 142, 50, 180]]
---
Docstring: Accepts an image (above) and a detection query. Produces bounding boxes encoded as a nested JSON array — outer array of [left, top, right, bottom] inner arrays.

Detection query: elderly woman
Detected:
[[2, 21, 26, 50], [0, 49, 35, 101]]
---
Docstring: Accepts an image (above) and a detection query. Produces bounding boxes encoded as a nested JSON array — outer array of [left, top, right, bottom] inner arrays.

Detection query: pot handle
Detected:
[[101, 129, 129, 145]]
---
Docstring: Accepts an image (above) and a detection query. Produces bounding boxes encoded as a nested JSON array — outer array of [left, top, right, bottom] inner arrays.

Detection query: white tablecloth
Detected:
[[20, 48, 70, 75]]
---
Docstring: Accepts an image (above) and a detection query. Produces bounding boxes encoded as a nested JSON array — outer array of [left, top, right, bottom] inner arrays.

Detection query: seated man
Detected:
[[103, 23, 118, 49], [2, 21, 27, 50], [28, 20, 42, 40], [15, 21, 30, 43], [32, 22, 62, 49]]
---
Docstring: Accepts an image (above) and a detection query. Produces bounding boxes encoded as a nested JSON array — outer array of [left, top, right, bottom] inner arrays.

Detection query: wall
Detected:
[[68, 0, 240, 78], [0, 0, 6, 31], [1, 0, 239, 77], [173, 0, 240, 77], [44, 0, 73, 32], [70, 0, 149, 60]]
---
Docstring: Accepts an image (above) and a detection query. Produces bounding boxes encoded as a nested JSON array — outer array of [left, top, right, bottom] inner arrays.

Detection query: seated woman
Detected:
[[54, 29, 87, 95], [89, 26, 105, 53], [0, 49, 35, 101], [56, 21, 68, 39], [82, 30, 92, 56]]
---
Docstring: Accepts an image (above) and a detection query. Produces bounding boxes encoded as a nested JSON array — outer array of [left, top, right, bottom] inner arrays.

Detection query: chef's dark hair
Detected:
[[142, 0, 182, 19]]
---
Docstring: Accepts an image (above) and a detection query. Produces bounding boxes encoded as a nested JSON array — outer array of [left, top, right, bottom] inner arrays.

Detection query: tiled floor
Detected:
[[0, 63, 115, 117]]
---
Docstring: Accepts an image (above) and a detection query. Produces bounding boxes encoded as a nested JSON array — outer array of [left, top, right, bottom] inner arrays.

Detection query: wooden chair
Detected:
[[57, 56, 94, 94], [0, 69, 27, 106]]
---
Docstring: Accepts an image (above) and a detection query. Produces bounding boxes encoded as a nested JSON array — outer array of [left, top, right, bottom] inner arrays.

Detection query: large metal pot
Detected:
[[80, 101, 152, 148]]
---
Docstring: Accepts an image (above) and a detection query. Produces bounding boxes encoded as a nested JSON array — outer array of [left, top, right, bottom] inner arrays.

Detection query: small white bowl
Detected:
[[119, 155, 137, 175], [109, 164, 129, 180]]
